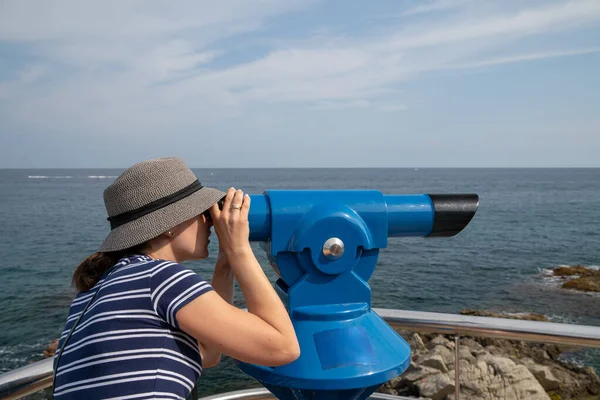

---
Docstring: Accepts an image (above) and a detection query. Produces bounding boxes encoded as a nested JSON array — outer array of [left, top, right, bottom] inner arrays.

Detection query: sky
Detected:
[[0, 0, 599, 168]]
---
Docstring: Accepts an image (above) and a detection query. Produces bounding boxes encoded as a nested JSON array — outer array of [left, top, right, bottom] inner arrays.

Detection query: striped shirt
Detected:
[[53, 255, 214, 400]]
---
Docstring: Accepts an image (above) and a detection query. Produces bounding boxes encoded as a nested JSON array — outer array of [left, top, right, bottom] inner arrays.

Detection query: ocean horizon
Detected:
[[1, 167, 599, 398]]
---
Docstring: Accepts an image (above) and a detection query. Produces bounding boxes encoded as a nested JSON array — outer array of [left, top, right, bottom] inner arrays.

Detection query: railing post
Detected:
[[455, 335, 460, 400]]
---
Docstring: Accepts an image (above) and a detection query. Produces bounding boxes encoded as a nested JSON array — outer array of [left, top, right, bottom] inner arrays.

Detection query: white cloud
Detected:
[[1, 0, 599, 142], [0, 0, 310, 42], [383, 0, 600, 51], [160, 0, 600, 106], [444, 47, 600, 69], [400, 0, 481, 16]]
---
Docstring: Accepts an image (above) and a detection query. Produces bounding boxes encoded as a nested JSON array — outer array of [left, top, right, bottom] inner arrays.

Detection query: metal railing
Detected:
[[1, 308, 599, 400], [0, 358, 53, 400], [198, 388, 410, 400]]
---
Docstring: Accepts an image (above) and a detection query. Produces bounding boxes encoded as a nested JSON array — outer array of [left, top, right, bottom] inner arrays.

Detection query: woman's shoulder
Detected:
[[113, 254, 174, 276]]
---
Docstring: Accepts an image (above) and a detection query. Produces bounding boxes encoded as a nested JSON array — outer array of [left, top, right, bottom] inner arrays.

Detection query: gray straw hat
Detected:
[[99, 157, 226, 252]]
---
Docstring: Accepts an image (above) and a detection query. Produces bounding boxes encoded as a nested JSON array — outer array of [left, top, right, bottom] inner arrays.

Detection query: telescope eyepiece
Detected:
[[203, 197, 225, 221]]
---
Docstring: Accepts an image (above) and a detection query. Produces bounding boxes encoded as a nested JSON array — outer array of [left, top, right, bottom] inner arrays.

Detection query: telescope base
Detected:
[[237, 306, 410, 400]]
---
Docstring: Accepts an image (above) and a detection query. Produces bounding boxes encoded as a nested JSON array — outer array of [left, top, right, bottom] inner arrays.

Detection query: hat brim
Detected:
[[99, 186, 226, 252]]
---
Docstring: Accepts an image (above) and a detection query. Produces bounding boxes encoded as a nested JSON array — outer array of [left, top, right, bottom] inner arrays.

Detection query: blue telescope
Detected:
[[235, 190, 479, 400]]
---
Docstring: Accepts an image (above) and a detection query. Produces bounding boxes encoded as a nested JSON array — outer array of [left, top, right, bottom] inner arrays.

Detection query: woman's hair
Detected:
[[72, 244, 147, 292]]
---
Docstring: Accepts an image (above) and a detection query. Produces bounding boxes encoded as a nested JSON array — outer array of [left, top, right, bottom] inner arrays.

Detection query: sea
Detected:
[[0, 168, 599, 399]]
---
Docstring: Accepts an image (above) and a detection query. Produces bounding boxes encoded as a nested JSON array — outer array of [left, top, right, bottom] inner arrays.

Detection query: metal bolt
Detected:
[[323, 238, 344, 260]]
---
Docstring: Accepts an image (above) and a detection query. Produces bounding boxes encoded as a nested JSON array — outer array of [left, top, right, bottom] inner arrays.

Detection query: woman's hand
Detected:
[[209, 187, 251, 258], [179, 188, 299, 368]]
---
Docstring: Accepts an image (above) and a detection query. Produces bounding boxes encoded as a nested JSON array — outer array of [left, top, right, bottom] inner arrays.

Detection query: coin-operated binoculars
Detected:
[[236, 190, 479, 400]]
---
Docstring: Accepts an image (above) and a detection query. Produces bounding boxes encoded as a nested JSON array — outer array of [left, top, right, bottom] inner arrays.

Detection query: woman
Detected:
[[52, 157, 300, 400]]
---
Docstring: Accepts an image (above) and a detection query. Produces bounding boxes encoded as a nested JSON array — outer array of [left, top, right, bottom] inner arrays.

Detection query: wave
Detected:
[[28, 176, 72, 179], [27, 176, 117, 179], [0, 338, 51, 373]]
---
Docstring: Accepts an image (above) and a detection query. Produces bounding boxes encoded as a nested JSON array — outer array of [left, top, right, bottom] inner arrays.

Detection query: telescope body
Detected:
[[235, 190, 478, 400]]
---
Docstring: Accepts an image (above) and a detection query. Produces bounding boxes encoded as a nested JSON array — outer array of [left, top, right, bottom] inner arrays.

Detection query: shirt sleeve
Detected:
[[149, 261, 214, 329]]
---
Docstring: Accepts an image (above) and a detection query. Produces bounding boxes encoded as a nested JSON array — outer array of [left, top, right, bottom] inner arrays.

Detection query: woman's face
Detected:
[[170, 214, 213, 261]]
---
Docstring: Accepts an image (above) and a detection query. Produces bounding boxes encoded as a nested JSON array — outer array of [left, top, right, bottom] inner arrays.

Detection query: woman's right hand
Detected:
[[209, 187, 252, 257]]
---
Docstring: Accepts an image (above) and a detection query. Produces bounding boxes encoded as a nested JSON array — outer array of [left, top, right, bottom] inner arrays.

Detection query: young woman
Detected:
[[53, 157, 300, 400]]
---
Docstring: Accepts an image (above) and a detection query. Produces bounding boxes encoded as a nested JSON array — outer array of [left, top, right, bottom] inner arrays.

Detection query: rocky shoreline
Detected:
[[551, 265, 600, 293], [378, 310, 600, 400], [40, 266, 599, 399]]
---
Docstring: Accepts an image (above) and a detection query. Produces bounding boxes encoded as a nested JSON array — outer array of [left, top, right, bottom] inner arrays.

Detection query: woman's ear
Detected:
[[199, 213, 210, 225]]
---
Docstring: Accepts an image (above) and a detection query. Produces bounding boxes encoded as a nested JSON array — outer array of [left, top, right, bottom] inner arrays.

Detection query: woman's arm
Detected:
[[177, 188, 300, 367], [178, 249, 300, 367], [199, 250, 234, 367]]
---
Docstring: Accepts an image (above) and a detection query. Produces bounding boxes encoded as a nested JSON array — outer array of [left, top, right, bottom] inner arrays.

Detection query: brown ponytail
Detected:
[[72, 244, 147, 292]]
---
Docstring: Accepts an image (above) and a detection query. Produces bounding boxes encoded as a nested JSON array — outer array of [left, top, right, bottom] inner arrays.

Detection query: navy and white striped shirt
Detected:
[[53, 255, 214, 400]]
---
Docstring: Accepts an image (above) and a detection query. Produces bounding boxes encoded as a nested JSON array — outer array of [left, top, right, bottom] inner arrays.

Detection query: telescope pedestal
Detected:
[[237, 302, 411, 400]]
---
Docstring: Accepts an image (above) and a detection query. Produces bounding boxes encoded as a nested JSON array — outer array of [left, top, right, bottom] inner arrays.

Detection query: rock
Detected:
[[377, 385, 398, 396], [379, 363, 426, 398], [419, 353, 449, 373], [391, 309, 600, 399], [562, 276, 600, 292], [545, 362, 600, 399], [531, 348, 551, 362], [456, 355, 549, 399], [43, 339, 59, 358], [486, 355, 516, 374], [551, 366, 584, 393], [417, 373, 455, 400], [527, 365, 560, 391], [460, 338, 484, 351], [458, 345, 476, 364], [471, 348, 489, 358], [551, 265, 600, 293], [435, 345, 456, 367], [584, 366, 600, 385], [410, 333, 427, 352], [461, 309, 550, 322], [552, 265, 595, 277], [403, 364, 443, 382], [518, 357, 536, 367], [483, 345, 505, 357], [584, 366, 600, 395], [427, 335, 451, 350]]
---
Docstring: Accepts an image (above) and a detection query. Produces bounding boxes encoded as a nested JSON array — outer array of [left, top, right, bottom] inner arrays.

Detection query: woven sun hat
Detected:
[[99, 157, 226, 252]]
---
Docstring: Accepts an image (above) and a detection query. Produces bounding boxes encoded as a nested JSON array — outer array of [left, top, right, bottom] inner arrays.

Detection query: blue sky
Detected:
[[0, 0, 599, 168]]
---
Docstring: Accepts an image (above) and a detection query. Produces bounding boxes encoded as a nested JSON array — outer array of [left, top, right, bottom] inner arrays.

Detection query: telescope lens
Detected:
[[428, 194, 479, 237]]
